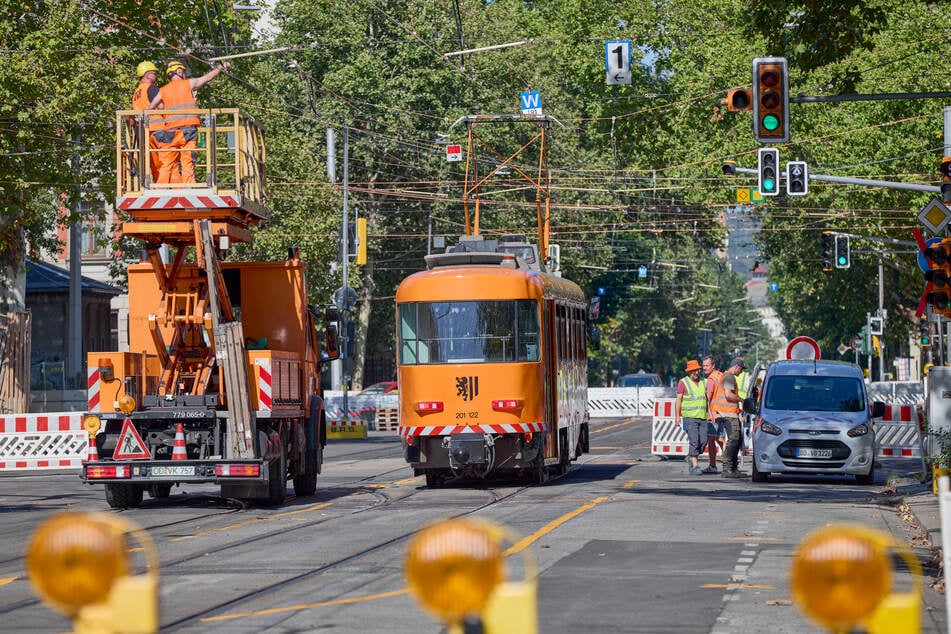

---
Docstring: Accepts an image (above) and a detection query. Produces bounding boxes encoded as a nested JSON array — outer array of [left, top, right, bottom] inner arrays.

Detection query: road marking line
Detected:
[[201, 589, 411, 622], [170, 502, 334, 542], [592, 420, 637, 434], [0, 577, 15, 586], [619, 480, 640, 489], [201, 496, 608, 623]]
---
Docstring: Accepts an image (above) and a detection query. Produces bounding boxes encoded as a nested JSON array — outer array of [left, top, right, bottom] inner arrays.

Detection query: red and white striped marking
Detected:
[[87, 366, 101, 412], [0, 412, 86, 471], [399, 422, 547, 437], [256, 358, 272, 411], [875, 403, 924, 459], [654, 399, 675, 418], [118, 194, 240, 211]]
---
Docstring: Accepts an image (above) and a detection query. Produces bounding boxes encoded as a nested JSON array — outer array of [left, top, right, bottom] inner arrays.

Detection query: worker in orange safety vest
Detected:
[[130, 61, 173, 184], [148, 60, 230, 184], [707, 356, 746, 478]]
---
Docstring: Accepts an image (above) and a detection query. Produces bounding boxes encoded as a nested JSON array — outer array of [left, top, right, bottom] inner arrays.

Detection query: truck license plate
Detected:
[[151, 466, 195, 476], [796, 448, 833, 458]]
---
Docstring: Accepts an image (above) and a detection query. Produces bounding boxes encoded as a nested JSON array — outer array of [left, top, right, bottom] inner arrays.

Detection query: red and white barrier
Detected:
[[875, 404, 925, 459], [0, 413, 86, 471], [651, 398, 688, 457]]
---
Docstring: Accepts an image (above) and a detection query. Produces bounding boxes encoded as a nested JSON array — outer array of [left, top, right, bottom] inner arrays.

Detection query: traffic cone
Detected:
[[171, 423, 188, 460], [86, 433, 99, 462]]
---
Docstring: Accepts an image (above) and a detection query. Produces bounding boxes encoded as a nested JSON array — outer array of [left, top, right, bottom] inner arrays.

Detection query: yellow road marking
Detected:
[[592, 420, 637, 434], [170, 502, 333, 542], [0, 577, 15, 586], [504, 496, 608, 556], [202, 496, 608, 622], [202, 589, 411, 622], [619, 480, 640, 489], [700, 583, 775, 589]]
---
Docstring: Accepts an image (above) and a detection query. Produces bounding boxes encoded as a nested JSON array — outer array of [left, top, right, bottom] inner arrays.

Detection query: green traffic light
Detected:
[[837, 255, 847, 266], [763, 179, 775, 192], [762, 114, 779, 131]]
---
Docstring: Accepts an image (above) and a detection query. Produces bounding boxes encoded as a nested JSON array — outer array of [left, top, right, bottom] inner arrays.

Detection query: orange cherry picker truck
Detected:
[[80, 107, 339, 507]]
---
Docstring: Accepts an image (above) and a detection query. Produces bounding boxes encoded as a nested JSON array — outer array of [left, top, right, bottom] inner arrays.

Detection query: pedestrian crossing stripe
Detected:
[[113, 418, 152, 459]]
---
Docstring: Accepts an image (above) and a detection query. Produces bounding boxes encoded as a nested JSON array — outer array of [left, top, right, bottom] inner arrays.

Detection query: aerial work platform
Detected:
[[115, 107, 268, 243]]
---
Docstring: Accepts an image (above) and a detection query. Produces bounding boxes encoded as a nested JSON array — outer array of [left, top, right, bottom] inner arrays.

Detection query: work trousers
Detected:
[[682, 418, 706, 458], [157, 126, 198, 184], [716, 416, 742, 472]]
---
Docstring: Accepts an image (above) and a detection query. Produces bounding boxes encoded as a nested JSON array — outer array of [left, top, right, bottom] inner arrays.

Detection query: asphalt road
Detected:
[[0, 417, 943, 633]]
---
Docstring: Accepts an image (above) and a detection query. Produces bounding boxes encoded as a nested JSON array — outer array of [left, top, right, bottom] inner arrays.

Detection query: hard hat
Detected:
[[166, 61, 187, 75], [136, 61, 158, 77]]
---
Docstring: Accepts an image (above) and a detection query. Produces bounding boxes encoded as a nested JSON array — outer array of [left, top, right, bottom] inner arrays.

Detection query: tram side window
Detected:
[[517, 301, 539, 361]]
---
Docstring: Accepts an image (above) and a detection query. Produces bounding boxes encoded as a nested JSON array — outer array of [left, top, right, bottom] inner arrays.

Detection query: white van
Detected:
[[745, 360, 886, 484]]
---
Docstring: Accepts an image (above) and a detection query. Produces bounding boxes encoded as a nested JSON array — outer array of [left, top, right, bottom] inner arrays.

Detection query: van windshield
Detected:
[[763, 375, 865, 412]]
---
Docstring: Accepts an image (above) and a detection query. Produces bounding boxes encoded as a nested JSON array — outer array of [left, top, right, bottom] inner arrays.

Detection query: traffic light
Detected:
[[752, 57, 790, 143], [821, 232, 833, 272], [834, 234, 850, 269], [941, 157, 951, 199], [787, 161, 808, 196], [723, 88, 752, 112], [924, 238, 951, 315], [758, 147, 779, 196]]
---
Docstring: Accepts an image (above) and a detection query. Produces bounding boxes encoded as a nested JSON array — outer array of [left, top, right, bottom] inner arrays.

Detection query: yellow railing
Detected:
[[116, 108, 267, 208]]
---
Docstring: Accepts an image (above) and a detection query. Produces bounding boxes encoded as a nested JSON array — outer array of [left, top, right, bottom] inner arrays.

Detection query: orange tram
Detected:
[[396, 235, 589, 487]]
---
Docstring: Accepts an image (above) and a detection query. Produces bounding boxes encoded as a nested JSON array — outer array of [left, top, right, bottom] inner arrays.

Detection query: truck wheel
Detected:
[[293, 465, 318, 496], [266, 448, 287, 506], [149, 483, 172, 499], [425, 471, 445, 488], [557, 432, 570, 476], [105, 484, 144, 508]]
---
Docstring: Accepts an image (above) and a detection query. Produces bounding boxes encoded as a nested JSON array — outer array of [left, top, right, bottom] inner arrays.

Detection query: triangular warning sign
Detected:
[[113, 418, 152, 459]]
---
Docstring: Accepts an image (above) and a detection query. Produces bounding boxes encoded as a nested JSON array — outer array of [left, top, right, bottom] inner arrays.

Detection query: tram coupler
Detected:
[[445, 433, 493, 467]]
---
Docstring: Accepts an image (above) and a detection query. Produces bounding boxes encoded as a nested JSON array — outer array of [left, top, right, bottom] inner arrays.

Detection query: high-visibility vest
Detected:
[[709, 370, 740, 417], [736, 371, 750, 400], [131, 82, 163, 131], [160, 78, 200, 129], [678, 376, 706, 419]]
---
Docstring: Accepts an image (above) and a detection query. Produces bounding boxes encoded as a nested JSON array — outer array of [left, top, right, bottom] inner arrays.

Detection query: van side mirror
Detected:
[[743, 397, 758, 413], [870, 401, 886, 418]]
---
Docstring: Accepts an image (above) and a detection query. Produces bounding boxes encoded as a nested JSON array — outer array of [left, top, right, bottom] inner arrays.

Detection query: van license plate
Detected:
[[151, 466, 195, 476], [796, 448, 833, 458]]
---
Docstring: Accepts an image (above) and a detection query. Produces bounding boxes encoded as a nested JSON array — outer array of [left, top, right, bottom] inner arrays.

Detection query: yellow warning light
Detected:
[[26, 512, 160, 633], [405, 518, 504, 624], [26, 513, 128, 615], [82, 415, 101, 435], [118, 394, 137, 415], [790, 524, 892, 631]]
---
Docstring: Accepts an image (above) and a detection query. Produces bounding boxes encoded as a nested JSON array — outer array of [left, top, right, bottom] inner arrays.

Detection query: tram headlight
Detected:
[[405, 518, 504, 624]]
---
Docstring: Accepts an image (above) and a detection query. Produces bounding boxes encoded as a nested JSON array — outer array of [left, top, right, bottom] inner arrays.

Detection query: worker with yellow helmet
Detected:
[[130, 61, 173, 184], [147, 59, 230, 184]]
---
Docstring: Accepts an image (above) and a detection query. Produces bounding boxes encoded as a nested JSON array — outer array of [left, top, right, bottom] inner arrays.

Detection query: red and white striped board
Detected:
[[875, 403, 925, 459], [87, 366, 101, 412], [255, 358, 273, 411], [0, 413, 87, 471], [399, 422, 548, 437], [117, 194, 240, 211]]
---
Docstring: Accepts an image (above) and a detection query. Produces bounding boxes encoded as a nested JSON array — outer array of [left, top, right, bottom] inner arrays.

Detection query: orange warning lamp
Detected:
[[27, 512, 159, 632], [790, 524, 922, 633], [405, 519, 504, 624], [118, 394, 137, 415]]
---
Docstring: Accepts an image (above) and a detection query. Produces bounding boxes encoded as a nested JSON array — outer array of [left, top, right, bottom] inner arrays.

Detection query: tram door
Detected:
[[543, 299, 558, 461]]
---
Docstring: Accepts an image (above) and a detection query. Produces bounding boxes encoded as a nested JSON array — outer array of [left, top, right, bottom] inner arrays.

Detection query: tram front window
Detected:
[[399, 300, 539, 365]]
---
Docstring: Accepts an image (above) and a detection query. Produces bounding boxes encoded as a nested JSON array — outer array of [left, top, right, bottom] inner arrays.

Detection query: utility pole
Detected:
[[326, 128, 342, 393]]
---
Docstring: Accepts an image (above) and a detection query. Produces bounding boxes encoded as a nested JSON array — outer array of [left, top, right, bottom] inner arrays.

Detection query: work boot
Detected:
[[722, 470, 748, 479]]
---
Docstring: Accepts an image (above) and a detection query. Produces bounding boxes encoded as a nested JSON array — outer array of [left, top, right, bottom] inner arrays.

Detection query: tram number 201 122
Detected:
[[455, 411, 479, 420]]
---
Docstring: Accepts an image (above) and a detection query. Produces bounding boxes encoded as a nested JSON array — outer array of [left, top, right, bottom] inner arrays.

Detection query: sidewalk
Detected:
[[888, 476, 947, 632]]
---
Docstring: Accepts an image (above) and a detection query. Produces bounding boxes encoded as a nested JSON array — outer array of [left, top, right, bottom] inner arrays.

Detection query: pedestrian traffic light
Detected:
[[758, 147, 779, 196], [821, 231, 833, 272], [834, 234, 850, 269], [752, 57, 790, 143], [723, 88, 752, 112], [786, 160, 808, 196]]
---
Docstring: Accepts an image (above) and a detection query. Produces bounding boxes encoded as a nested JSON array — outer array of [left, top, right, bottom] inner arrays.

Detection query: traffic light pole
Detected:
[[728, 165, 941, 194]]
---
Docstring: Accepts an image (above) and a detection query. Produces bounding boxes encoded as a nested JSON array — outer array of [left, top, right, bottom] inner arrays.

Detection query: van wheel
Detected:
[[855, 463, 875, 485], [751, 458, 768, 483]]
